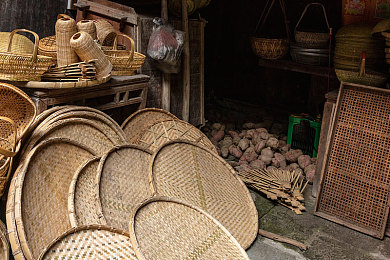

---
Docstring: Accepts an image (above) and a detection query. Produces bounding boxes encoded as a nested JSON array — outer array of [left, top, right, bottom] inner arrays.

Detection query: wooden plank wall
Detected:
[[0, 0, 68, 37]]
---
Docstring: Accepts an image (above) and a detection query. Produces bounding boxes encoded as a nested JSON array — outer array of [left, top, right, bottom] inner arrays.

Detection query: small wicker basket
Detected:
[[0, 29, 53, 81], [38, 35, 57, 61]]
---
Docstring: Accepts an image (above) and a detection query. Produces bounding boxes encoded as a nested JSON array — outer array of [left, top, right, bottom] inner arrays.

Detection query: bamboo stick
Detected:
[[258, 229, 308, 251]]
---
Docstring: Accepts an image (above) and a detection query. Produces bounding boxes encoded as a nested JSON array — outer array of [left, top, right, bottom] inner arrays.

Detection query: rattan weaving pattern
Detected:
[[68, 157, 102, 227], [129, 198, 249, 260], [0, 220, 9, 260], [39, 226, 137, 260], [316, 84, 390, 238], [15, 139, 95, 259], [150, 141, 258, 249], [138, 120, 217, 153], [96, 145, 153, 231]]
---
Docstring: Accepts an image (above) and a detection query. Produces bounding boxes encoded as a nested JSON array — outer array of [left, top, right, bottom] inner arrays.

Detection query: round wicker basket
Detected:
[[38, 35, 56, 61], [251, 37, 289, 60]]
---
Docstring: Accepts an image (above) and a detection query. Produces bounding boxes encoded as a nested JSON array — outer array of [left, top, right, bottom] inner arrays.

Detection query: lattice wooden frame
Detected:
[[314, 82, 390, 239]]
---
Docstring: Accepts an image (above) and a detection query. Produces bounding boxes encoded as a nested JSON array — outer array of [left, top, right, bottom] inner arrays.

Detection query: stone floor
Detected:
[[246, 186, 390, 260]]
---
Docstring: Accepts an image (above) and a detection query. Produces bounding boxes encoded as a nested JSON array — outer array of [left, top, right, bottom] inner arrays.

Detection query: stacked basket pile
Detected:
[[4, 103, 259, 259]]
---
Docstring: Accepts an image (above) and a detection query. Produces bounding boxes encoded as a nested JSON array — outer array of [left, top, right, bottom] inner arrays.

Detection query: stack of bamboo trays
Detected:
[[41, 60, 97, 82]]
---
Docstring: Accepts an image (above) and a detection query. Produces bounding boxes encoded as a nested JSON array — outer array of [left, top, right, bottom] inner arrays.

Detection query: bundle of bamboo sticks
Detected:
[[238, 168, 309, 215], [42, 60, 97, 82]]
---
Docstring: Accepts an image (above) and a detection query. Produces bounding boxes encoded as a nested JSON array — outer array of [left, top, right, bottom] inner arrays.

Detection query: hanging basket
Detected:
[[294, 3, 330, 48]]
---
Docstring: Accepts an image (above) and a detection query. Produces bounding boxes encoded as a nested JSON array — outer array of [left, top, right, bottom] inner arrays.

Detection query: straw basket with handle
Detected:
[[56, 14, 79, 67], [294, 3, 330, 48], [251, 0, 289, 60], [0, 29, 53, 81], [104, 33, 145, 76]]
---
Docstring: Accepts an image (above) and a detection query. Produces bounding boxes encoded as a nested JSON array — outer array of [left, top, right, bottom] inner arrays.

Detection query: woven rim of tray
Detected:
[[129, 196, 249, 260], [20, 118, 117, 160], [38, 225, 136, 260], [14, 138, 96, 259], [138, 119, 218, 153], [0, 220, 9, 260], [24, 74, 111, 89], [96, 145, 153, 231], [121, 108, 178, 143], [68, 157, 102, 228], [0, 83, 36, 142], [149, 140, 258, 250]]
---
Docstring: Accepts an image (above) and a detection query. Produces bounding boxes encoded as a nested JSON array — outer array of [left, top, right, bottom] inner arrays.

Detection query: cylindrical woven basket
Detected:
[[38, 35, 56, 61], [149, 140, 258, 250], [68, 157, 102, 227], [70, 32, 112, 79], [77, 20, 97, 40], [55, 16, 79, 67], [294, 3, 330, 48], [95, 145, 153, 231], [94, 19, 116, 46], [129, 197, 250, 260], [38, 225, 136, 260], [103, 33, 136, 76], [121, 108, 179, 144], [0, 29, 53, 81], [0, 220, 9, 260]]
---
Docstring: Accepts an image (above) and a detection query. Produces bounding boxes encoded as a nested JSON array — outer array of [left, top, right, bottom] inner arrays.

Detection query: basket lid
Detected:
[[38, 35, 56, 52], [129, 197, 250, 260], [39, 225, 137, 260], [68, 157, 102, 228], [96, 145, 153, 231], [14, 138, 96, 259], [150, 140, 258, 249]]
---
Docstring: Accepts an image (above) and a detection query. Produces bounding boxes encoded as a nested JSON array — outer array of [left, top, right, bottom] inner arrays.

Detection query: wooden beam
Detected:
[[182, 0, 191, 122], [161, 0, 171, 112]]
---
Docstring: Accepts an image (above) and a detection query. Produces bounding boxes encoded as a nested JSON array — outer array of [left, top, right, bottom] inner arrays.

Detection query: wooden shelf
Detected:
[[258, 58, 337, 79]]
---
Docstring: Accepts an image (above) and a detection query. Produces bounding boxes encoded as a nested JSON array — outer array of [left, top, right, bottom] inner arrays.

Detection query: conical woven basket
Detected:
[[94, 19, 116, 46], [129, 197, 250, 260], [76, 20, 97, 40], [14, 138, 96, 259], [96, 145, 153, 231], [70, 32, 112, 79], [38, 225, 137, 260], [55, 16, 79, 67], [150, 140, 258, 250], [68, 157, 102, 227], [0, 219, 9, 260], [0, 29, 53, 81], [137, 119, 217, 153], [0, 32, 33, 54], [121, 108, 178, 144], [38, 35, 56, 61]]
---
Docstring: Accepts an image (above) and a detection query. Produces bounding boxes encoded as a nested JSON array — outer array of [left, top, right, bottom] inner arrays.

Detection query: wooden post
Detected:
[[161, 0, 171, 111], [182, 0, 191, 122]]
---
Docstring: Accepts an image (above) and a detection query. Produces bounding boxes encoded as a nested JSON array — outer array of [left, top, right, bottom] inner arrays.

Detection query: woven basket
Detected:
[[0, 220, 9, 260], [76, 20, 97, 40], [0, 29, 53, 81], [121, 108, 179, 144], [335, 69, 388, 87], [0, 116, 17, 159], [38, 35, 56, 61], [103, 33, 138, 76], [129, 197, 250, 260], [68, 157, 102, 227], [150, 140, 258, 249], [14, 138, 96, 259], [96, 145, 153, 231], [55, 16, 79, 67], [0, 32, 33, 54], [70, 32, 112, 79], [94, 19, 116, 46], [38, 225, 136, 260], [294, 3, 330, 48], [137, 119, 217, 153]]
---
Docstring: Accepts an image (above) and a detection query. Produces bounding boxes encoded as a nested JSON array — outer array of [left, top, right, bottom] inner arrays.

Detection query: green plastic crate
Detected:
[[287, 114, 321, 158]]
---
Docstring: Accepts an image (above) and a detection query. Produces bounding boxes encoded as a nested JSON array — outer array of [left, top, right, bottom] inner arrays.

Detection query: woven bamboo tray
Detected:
[[68, 157, 102, 227], [23, 74, 111, 89], [96, 145, 153, 231], [150, 140, 258, 249], [38, 225, 137, 260], [0, 220, 9, 260], [14, 138, 96, 259], [129, 197, 250, 260], [137, 119, 217, 153], [121, 108, 178, 143]]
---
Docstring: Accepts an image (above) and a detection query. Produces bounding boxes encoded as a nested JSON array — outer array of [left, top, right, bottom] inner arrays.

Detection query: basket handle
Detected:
[[0, 116, 17, 158], [7, 29, 39, 63], [295, 3, 329, 32], [57, 13, 72, 20], [112, 33, 135, 64]]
